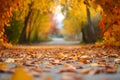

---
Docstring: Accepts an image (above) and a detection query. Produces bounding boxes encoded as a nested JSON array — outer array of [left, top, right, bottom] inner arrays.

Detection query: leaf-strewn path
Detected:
[[0, 45, 120, 80]]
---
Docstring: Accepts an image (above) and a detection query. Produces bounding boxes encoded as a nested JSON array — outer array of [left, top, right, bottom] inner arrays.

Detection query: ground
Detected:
[[0, 39, 120, 80]]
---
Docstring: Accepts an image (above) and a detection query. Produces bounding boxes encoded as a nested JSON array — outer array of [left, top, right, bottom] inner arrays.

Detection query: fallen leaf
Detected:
[[104, 65, 117, 74], [90, 63, 99, 67], [108, 54, 118, 58], [79, 58, 90, 64], [62, 73, 83, 80], [80, 68, 92, 74], [57, 68, 78, 73], [105, 68, 117, 73], [36, 53, 42, 58], [75, 65, 83, 69], [88, 69, 100, 75], [80, 55, 90, 59], [31, 68, 43, 73], [0, 63, 8, 69], [114, 58, 120, 64], [5, 58, 15, 63], [51, 59, 61, 65], [57, 53, 64, 59], [0, 68, 14, 73], [64, 63, 76, 70], [44, 75, 52, 80], [10, 67, 33, 80]]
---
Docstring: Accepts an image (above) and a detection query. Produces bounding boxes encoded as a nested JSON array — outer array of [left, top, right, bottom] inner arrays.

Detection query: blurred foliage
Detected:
[[0, 0, 19, 45], [5, 10, 24, 44], [62, 0, 102, 41], [94, 0, 120, 46], [18, 0, 56, 44], [30, 13, 54, 43]]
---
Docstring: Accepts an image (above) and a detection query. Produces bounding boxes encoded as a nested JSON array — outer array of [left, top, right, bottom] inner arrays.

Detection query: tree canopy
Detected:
[[0, 0, 120, 46]]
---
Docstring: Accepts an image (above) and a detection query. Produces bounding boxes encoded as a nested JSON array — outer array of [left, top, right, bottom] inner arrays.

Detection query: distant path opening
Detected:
[[39, 38, 80, 45]]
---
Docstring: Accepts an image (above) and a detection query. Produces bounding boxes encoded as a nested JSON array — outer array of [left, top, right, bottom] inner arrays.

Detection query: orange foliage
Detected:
[[98, 20, 105, 33], [94, 0, 120, 46], [0, 0, 19, 43]]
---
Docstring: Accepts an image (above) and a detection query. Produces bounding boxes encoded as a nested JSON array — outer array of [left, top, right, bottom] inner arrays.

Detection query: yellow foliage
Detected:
[[10, 67, 33, 80], [62, 0, 101, 36], [61, 0, 66, 5]]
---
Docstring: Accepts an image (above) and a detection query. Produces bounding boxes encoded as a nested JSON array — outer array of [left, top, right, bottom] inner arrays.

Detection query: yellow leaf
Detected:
[[10, 67, 33, 80], [72, 55, 78, 60], [57, 53, 64, 59], [36, 53, 42, 58], [44, 75, 52, 80], [0, 63, 8, 69]]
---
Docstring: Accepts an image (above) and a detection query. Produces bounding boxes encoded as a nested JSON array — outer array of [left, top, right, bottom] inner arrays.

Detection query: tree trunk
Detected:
[[86, 6, 97, 42], [19, 2, 34, 44], [27, 28, 31, 43], [19, 11, 31, 44], [82, 6, 97, 43]]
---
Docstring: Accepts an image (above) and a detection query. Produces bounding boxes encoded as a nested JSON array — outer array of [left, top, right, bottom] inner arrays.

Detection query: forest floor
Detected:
[[0, 44, 120, 80]]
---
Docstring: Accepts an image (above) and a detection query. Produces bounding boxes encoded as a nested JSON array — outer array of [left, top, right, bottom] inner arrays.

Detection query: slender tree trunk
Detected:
[[82, 6, 97, 43], [19, 2, 34, 44], [82, 26, 86, 42], [86, 6, 97, 42], [27, 28, 31, 43], [19, 11, 31, 44]]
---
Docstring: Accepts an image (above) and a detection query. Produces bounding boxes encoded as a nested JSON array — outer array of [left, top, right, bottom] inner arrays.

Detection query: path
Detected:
[[40, 38, 80, 45], [0, 45, 120, 80]]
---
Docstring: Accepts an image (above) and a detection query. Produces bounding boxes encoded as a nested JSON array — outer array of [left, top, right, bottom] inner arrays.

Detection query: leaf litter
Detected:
[[0, 45, 120, 80]]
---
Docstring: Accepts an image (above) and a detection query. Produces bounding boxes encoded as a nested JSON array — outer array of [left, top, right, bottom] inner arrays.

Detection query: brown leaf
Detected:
[[88, 69, 100, 75], [57, 68, 78, 73], [108, 54, 119, 58], [75, 65, 83, 69], [80, 68, 92, 74], [31, 71, 41, 77], [104, 65, 117, 74], [44, 75, 52, 80], [31, 68, 43, 73], [51, 59, 62, 65], [64, 63, 76, 70], [62, 73, 83, 80], [0, 68, 14, 73], [79, 58, 91, 64], [105, 68, 117, 73], [114, 58, 120, 64]]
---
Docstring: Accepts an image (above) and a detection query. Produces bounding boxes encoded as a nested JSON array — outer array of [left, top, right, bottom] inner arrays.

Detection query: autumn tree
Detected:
[[93, 0, 120, 46], [19, 0, 56, 44], [61, 0, 101, 42], [5, 10, 24, 44], [0, 0, 19, 45], [30, 13, 54, 42]]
